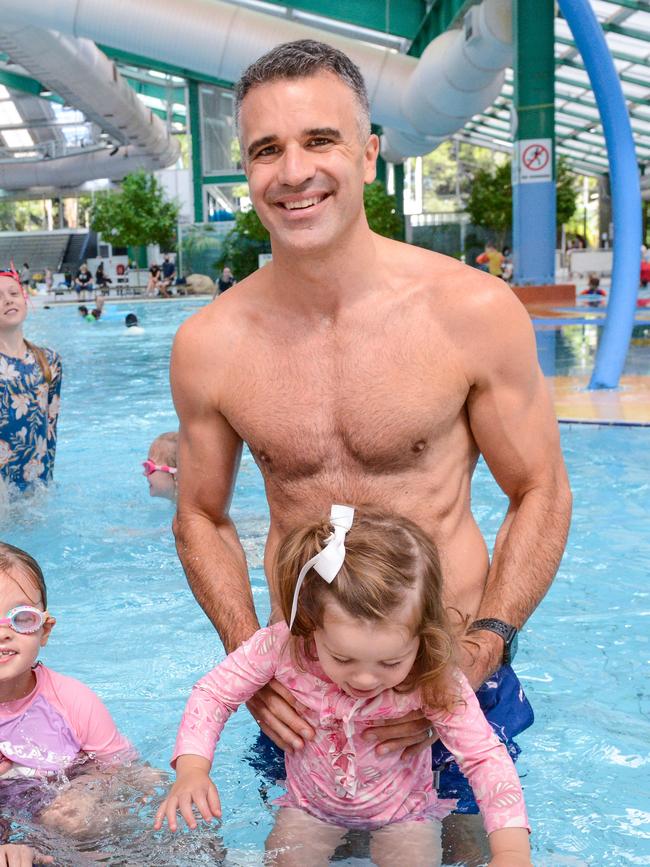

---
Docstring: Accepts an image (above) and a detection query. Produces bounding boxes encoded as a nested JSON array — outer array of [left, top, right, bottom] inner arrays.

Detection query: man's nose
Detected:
[[276, 144, 315, 188]]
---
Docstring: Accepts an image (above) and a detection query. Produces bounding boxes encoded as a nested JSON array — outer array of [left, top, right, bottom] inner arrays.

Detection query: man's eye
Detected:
[[255, 146, 277, 158], [309, 138, 331, 147]]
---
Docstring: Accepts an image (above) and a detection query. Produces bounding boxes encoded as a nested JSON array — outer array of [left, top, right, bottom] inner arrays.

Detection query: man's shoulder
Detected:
[[175, 270, 263, 348], [381, 238, 514, 311]]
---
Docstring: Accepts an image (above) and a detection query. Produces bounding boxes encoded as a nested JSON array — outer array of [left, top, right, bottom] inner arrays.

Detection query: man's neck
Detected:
[[0, 328, 26, 358], [269, 224, 380, 317]]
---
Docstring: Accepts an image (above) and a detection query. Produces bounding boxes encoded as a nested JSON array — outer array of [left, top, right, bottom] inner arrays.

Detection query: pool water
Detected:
[[3, 300, 650, 865]]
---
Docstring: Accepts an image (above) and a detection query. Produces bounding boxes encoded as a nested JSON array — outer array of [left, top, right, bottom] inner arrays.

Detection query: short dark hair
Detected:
[[235, 39, 370, 140], [125, 313, 138, 327]]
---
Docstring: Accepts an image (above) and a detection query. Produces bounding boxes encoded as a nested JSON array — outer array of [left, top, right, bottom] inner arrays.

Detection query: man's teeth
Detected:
[[283, 196, 323, 210]]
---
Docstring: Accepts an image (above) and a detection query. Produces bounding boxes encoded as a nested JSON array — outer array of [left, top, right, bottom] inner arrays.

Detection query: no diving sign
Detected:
[[515, 139, 553, 184]]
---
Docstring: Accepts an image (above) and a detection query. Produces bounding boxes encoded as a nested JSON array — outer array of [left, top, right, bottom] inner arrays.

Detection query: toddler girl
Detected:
[[0, 543, 135, 863], [155, 506, 532, 866]]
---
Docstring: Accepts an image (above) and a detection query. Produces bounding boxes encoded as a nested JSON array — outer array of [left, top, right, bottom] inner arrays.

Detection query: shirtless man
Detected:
[[171, 40, 571, 861]]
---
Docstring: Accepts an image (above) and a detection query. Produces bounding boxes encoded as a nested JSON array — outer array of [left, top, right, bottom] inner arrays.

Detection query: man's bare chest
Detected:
[[221, 332, 469, 480]]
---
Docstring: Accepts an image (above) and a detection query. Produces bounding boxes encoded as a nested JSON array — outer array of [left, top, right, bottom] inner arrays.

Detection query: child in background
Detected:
[[155, 507, 531, 867], [0, 268, 62, 492], [0, 543, 138, 863], [143, 432, 178, 501], [124, 313, 144, 335]]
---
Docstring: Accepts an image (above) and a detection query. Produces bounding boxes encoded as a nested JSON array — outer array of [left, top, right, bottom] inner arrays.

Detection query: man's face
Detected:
[[239, 72, 378, 254]]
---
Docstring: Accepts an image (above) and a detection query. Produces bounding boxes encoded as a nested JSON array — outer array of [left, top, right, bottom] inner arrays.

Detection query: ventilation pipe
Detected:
[[2, 0, 512, 168], [0, 23, 179, 190]]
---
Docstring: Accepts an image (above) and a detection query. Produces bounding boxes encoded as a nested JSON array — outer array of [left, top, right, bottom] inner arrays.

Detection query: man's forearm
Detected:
[[473, 475, 572, 677], [173, 511, 260, 653]]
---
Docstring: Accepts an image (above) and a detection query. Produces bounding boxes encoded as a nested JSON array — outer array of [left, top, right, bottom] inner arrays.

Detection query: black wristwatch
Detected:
[[468, 619, 518, 665]]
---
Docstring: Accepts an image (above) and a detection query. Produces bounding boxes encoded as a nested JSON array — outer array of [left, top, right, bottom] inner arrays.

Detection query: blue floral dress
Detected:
[[0, 346, 62, 490]]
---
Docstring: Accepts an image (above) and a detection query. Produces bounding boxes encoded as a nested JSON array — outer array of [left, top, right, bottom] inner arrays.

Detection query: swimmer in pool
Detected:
[[143, 431, 178, 501], [124, 313, 144, 334], [0, 543, 140, 864], [156, 508, 531, 867]]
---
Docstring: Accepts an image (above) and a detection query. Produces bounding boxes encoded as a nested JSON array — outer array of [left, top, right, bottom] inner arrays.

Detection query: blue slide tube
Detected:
[[558, 0, 641, 389]]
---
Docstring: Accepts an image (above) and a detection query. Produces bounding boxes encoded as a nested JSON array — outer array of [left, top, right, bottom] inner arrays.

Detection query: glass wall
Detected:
[[199, 84, 241, 174]]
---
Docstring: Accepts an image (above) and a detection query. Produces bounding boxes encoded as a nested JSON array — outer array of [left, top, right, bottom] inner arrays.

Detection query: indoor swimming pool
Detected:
[[3, 299, 649, 865]]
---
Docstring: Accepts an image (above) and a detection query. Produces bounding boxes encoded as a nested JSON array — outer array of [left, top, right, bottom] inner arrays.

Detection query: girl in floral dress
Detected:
[[0, 268, 62, 491], [155, 506, 531, 867]]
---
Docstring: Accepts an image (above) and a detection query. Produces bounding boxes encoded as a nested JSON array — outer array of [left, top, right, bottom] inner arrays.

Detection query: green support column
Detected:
[[512, 0, 556, 284], [188, 79, 204, 223], [394, 163, 405, 241]]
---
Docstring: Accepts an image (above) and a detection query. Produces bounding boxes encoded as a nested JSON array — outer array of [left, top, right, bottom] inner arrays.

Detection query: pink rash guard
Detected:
[[173, 622, 530, 833], [0, 664, 134, 779]]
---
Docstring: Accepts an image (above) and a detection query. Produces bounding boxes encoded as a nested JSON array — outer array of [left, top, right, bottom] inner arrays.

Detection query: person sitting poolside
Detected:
[[143, 431, 178, 501], [73, 265, 93, 300], [124, 313, 144, 335]]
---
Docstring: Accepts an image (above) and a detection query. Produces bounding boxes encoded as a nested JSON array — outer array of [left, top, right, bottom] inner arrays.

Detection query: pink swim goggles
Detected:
[[142, 459, 177, 477], [0, 605, 49, 634]]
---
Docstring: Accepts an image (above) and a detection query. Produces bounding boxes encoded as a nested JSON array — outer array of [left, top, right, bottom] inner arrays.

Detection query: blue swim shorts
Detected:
[[246, 664, 533, 816], [431, 665, 534, 814]]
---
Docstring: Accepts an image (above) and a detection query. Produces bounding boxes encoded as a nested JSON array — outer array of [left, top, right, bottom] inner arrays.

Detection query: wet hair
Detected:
[[275, 509, 461, 712], [234, 39, 371, 141], [0, 543, 47, 608], [125, 313, 138, 327], [24, 340, 53, 385], [149, 431, 178, 468], [78, 305, 89, 315]]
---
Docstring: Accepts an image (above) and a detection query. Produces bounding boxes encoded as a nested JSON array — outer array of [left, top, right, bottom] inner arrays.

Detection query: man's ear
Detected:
[[40, 615, 56, 648], [363, 133, 380, 185]]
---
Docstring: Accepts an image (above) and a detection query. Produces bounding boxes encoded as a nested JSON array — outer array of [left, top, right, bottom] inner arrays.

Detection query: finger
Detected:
[[257, 719, 298, 754], [401, 735, 438, 761], [253, 688, 313, 745], [207, 784, 222, 819], [375, 732, 435, 757], [177, 793, 198, 830], [163, 797, 181, 833], [153, 798, 170, 830], [363, 717, 430, 744], [192, 791, 216, 824], [33, 854, 55, 865]]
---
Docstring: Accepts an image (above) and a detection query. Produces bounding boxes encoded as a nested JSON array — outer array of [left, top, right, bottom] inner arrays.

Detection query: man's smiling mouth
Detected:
[[277, 193, 330, 211]]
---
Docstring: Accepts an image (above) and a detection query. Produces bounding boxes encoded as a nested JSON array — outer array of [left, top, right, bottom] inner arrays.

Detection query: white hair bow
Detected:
[[288, 504, 355, 630]]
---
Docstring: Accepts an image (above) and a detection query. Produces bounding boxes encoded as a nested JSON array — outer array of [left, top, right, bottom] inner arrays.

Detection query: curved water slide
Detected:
[[0, 0, 513, 189]]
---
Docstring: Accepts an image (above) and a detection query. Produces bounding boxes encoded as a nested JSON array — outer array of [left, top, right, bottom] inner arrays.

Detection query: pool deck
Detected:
[[526, 302, 650, 426]]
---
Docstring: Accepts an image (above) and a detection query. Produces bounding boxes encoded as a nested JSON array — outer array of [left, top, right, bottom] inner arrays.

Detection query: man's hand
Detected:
[[361, 710, 437, 760], [246, 680, 315, 754], [0, 845, 53, 866], [458, 630, 504, 691]]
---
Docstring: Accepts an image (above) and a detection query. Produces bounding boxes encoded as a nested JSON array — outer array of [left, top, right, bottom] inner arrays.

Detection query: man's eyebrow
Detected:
[[305, 127, 342, 140], [247, 135, 277, 158]]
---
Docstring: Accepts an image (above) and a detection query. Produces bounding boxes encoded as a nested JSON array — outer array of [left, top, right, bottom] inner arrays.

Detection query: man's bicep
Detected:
[[467, 307, 563, 498], [171, 325, 243, 523]]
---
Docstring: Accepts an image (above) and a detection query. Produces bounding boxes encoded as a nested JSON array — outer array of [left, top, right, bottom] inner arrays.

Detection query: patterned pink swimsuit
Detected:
[[173, 622, 529, 832]]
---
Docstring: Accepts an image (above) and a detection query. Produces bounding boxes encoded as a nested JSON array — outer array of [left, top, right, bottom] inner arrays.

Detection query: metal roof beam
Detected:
[[408, 0, 474, 58], [556, 34, 648, 66], [595, 1, 650, 13], [557, 56, 649, 91], [100, 45, 236, 90]]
